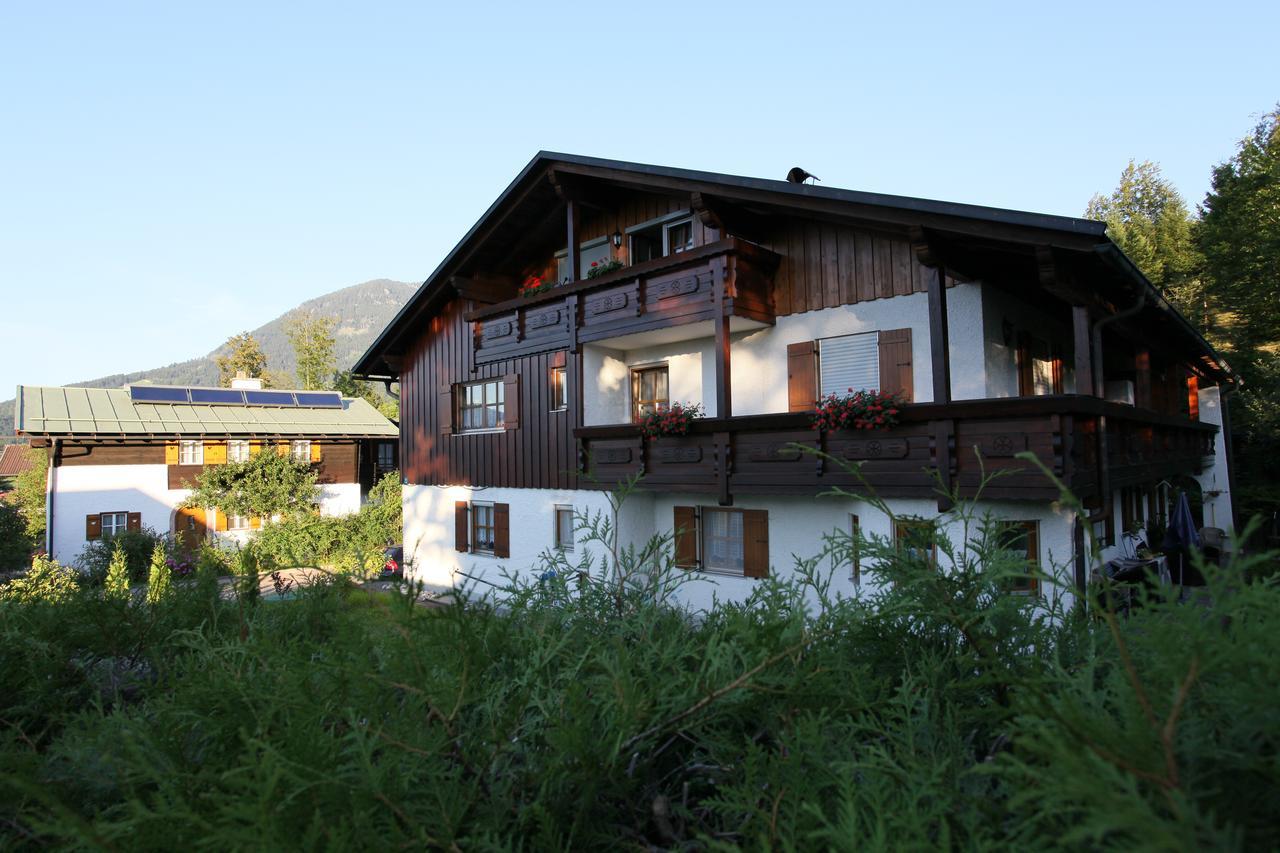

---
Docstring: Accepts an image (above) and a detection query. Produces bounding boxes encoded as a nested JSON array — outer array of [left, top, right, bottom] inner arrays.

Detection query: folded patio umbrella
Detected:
[[1161, 491, 1202, 584]]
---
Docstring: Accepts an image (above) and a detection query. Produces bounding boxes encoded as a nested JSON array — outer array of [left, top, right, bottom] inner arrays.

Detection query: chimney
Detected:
[[231, 373, 264, 390]]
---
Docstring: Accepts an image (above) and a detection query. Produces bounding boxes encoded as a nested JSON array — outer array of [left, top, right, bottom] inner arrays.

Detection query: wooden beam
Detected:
[[712, 258, 732, 418], [1073, 305, 1096, 397], [691, 192, 769, 243], [927, 265, 951, 404], [565, 199, 580, 283], [1134, 348, 1152, 409]]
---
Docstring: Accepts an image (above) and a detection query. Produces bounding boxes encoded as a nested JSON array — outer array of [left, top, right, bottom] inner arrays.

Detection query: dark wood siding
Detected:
[[314, 443, 359, 485], [60, 444, 166, 466], [401, 297, 576, 489]]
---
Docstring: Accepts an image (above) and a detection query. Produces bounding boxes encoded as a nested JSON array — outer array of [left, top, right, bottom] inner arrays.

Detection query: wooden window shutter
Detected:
[[454, 501, 469, 552], [204, 441, 227, 465], [250, 516, 262, 530], [164, 441, 179, 465], [878, 328, 914, 402], [786, 341, 818, 412], [673, 506, 698, 568], [742, 509, 770, 579], [1187, 374, 1199, 419], [86, 513, 102, 541], [493, 503, 511, 558], [250, 440, 262, 456], [276, 442, 290, 457], [126, 512, 142, 532], [439, 385, 454, 435], [215, 510, 228, 532], [310, 442, 322, 463], [1015, 331, 1033, 397], [503, 374, 520, 430]]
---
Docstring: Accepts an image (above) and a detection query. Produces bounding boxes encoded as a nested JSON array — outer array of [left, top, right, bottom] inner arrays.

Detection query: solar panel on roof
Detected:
[[190, 388, 247, 405], [244, 390, 297, 406], [130, 386, 190, 404], [293, 392, 343, 408]]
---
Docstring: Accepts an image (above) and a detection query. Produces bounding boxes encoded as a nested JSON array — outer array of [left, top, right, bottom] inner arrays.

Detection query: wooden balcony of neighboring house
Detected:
[[574, 396, 1217, 507], [464, 238, 779, 365]]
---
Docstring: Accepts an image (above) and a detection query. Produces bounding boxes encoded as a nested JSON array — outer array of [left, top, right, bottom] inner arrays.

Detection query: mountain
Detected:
[[1, 279, 416, 443]]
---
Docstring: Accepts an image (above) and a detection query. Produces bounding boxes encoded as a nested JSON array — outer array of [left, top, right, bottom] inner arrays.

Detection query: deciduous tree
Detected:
[[214, 332, 269, 387], [286, 314, 338, 391]]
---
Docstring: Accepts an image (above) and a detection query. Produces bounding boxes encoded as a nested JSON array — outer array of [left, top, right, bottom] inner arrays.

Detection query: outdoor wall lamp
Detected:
[[611, 229, 623, 248]]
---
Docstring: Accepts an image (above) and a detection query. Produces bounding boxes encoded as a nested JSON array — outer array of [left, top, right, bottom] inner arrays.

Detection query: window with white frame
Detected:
[[290, 440, 311, 462], [228, 514, 251, 531], [819, 332, 880, 398], [227, 439, 251, 463], [101, 511, 129, 538], [554, 505, 575, 551], [178, 440, 203, 465], [628, 213, 695, 264], [459, 381, 505, 432], [471, 503, 496, 554], [702, 509, 746, 574], [556, 238, 612, 284]]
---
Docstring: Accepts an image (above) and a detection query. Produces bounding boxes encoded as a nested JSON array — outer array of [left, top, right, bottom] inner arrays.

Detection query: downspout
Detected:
[[1086, 283, 1148, 546]]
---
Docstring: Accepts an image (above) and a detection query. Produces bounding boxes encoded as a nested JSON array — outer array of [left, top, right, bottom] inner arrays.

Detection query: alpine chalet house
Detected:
[[14, 378, 399, 565], [353, 153, 1235, 609]]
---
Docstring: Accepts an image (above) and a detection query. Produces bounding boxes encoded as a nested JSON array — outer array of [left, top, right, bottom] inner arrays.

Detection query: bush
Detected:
[[0, 555, 81, 604], [104, 544, 130, 600], [0, 499, 33, 571], [76, 526, 167, 584]]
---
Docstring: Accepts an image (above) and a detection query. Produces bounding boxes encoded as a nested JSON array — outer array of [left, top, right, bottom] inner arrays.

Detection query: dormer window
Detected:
[[627, 212, 695, 264]]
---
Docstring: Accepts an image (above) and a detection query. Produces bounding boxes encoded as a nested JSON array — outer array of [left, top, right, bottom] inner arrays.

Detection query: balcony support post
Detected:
[[712, 257, 732, 418], [927, 266, 951, 404], [1072, 305, 1095, 397], [565, 199, 580, 283]]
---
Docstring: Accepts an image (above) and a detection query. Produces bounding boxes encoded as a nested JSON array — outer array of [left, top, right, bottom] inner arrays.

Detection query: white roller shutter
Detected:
[[819, 332, 880, 397]]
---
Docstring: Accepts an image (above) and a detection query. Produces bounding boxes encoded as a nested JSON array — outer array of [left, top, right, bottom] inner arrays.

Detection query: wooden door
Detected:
[[174, 507, 207, 552]]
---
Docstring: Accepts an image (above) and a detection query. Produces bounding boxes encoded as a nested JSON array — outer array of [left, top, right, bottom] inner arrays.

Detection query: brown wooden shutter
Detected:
[[164, 442, 179, 465], [439, 385, 454, 435], [673, 506, 698, 568], [503, 374, 520, 430], [1187, 374, 1199, 419], [878, 328, 914, 402], [742, 509, 770, 578], [86, 513, 102, 541], [1015, 331, 1033, 397], [787, 341, 818, 411], [454, 501, 469, 552], [126, 512, 142, 532], [493, 503, 511, 558]]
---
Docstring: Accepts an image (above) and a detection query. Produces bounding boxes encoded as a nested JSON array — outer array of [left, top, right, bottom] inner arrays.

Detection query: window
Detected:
[[178, 440, 203, 465], [376, 441, 396, 471], [550, 366, 568, 411], [996, 521, 1040, 595], [227, 440, 251, 463], [290, 440, 311, 462], [628, 213, 695, 264], [101, 511, 129, 538], [471, 503, 496, 554], [894, 518, 937, 565], [819, 332, 880, 398], [554, 505, 575, 551], [702, 509, 746, 573], [556, 238, 612, 283], [228, 514, 251, 531], [630, 365, 669, 422], [459, 380, 505, 432]]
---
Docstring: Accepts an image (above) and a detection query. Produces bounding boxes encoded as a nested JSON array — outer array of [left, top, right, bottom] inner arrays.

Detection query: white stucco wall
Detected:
[[405, 484, 1079, 612], [49, 463, 367, 567], [1195, 385, 1234, 533]]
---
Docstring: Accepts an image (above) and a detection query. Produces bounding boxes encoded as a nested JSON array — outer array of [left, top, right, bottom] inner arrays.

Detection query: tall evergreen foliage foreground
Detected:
[[0, 489, 1277, 849]]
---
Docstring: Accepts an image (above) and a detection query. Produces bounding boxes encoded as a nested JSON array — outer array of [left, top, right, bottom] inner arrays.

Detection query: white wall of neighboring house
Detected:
[[1195, 385, 1234, 532], [49, 460, 366, 567], [403, 483, 1079, 613]]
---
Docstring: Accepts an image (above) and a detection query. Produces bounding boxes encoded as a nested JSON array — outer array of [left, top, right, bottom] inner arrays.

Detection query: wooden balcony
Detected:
[[466, 238, 778, 365], [574, 396, 1217, 505]]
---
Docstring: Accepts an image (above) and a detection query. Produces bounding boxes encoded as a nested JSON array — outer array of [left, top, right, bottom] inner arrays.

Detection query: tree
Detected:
[[0, 501, 32, 571], [286, 314, 338, 390], [1195, 107, 1280, 527], [11, 446, 46, 543], [214, 332, 270, 388], [182, 448, 320, 521], [1086, 160, 1203, 320], [332, 370, 399, 420]]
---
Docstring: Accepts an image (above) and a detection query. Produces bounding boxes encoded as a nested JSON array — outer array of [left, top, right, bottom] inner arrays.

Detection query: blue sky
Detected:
[[2, 1, 1276, 397]]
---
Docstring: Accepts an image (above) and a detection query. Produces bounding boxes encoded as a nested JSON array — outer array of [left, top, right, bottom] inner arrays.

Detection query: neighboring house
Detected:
[[0, 443, 35, 491], [13, 379, 399, 565], [352, 152, 1235, 610]]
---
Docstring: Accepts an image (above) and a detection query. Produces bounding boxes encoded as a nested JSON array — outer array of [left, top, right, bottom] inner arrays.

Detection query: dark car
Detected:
[[380, 545, 404, 580]]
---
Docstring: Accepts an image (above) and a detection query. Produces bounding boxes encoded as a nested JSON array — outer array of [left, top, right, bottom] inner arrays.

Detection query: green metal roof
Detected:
[[15, 385, 399, 438]]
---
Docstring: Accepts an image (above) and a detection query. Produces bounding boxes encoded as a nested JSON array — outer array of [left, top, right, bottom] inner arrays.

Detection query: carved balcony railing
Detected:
[[574, 396, 1217, 505], [465, 238, 778, 365]]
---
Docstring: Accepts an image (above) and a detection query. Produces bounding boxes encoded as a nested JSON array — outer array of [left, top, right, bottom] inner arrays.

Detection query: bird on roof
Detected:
[[786, 167, 820, 185]]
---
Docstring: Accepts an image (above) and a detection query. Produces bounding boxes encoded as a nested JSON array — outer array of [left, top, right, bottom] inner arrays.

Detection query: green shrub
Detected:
[[0, 499, 33, 571], [104, 543, 130, 600], [145, 543, 172, 605], [0, 555, 81, 604], [76, 526, 166, 584], [252, 473, 401, 573]]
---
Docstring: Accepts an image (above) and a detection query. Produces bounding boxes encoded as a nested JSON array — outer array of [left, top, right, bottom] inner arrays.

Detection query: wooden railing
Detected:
[[465, 238, 778, 365], [574, 396, 1216, 505]]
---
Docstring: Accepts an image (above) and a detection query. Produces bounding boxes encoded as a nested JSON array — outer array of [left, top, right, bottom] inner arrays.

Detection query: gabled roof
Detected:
[[353, 152, 1232, 384], [14, 386, 399, 439], [0, 444, 35, 477]]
